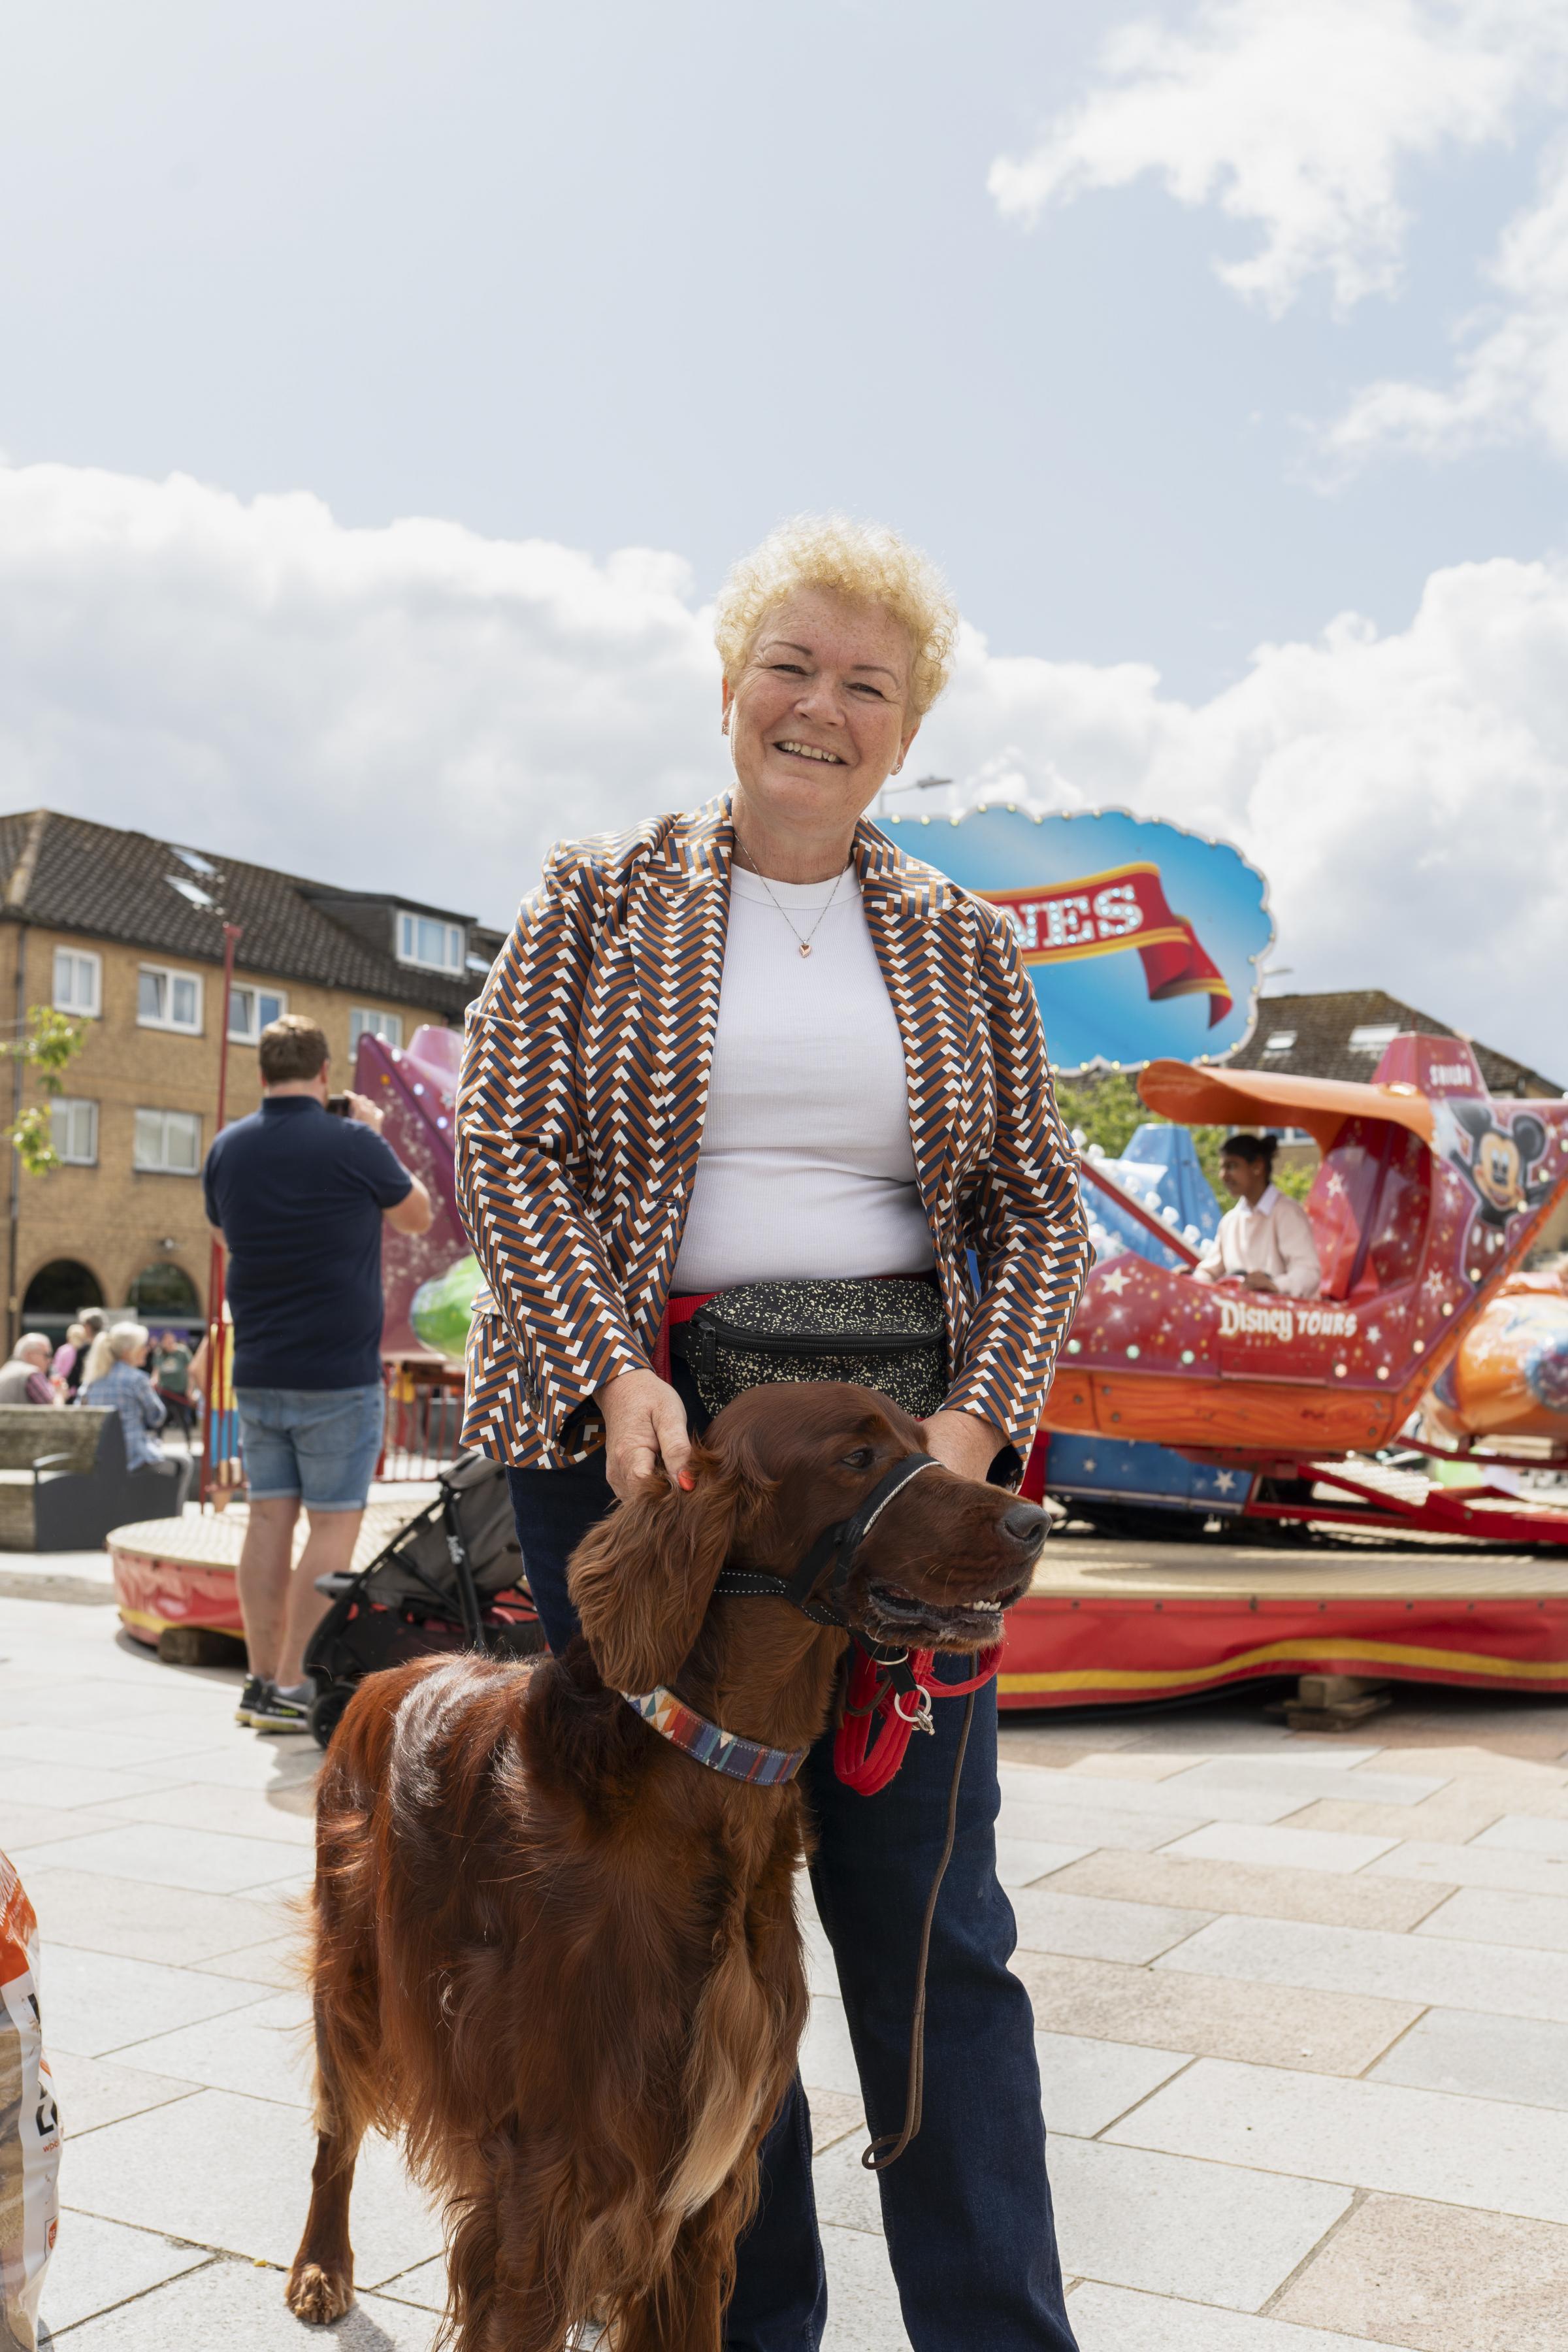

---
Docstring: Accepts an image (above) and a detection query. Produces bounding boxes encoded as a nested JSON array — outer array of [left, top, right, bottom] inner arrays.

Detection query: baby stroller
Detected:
[[302, 1450, 545, 1747]]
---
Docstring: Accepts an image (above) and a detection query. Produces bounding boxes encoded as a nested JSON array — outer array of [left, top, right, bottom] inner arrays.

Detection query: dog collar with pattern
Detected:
[[622, 1685, 808, 1786]]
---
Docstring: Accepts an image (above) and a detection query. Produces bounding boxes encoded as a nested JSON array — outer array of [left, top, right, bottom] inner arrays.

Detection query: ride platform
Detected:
[[999, 1527, 1568, 1708], [108, 1497, 429, 1648]]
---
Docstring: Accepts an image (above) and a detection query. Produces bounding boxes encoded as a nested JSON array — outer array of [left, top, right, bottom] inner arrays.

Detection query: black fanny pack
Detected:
[[672, 1277, 948, 1421]]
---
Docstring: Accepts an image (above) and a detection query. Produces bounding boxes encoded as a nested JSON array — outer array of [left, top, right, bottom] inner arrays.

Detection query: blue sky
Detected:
[[2, 0, 1566, 1072]]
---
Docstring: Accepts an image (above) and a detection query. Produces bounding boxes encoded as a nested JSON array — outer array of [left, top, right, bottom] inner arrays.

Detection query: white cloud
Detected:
[[0, 461, 1563, 1080], [989, 0, 1561, 317], [1325, 140, 1568, 463], [0, 463, 720, 919], [924, 572, 1568, 1085]]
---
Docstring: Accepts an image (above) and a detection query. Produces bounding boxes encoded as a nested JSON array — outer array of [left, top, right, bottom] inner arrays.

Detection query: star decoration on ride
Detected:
[[1099, 1267, 1132, 1297]]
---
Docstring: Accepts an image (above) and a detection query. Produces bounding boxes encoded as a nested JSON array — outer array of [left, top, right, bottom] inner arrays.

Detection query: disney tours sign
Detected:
[[883, 803, 1273, 1073]]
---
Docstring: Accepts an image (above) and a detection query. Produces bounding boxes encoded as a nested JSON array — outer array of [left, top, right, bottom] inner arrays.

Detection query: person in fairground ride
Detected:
[[457, 515, 1090, 2352], [1195, 1132, 1322, 1299]]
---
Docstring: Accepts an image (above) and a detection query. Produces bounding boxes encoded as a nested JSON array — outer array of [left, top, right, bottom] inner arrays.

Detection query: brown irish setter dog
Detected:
[[286, 1382, 1045, 2350]]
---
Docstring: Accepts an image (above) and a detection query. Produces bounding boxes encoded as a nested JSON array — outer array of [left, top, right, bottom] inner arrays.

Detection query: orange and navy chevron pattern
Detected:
[[457, 796, 1088, 1469]]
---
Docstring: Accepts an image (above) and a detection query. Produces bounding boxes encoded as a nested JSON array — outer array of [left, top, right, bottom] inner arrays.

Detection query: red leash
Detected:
[[834, 1642, 1003, 1794]]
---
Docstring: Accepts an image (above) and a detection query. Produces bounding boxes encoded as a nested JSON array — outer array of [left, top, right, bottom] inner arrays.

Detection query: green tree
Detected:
[[1, 1005, 88, 1175], [1055, 1071, 1317, 1205], [1053, 1070, 1147, 1158]]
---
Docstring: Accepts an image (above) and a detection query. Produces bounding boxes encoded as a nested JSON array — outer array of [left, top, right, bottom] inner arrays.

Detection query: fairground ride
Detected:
[[1002, 1030, 1568, 1710]]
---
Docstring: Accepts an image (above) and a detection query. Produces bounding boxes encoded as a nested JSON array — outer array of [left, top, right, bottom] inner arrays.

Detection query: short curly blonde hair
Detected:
[[713, 515, 958, 720]]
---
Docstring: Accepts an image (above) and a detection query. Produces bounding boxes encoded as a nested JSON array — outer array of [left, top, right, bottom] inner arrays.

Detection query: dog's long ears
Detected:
[[568, 1449, 746, 1693]]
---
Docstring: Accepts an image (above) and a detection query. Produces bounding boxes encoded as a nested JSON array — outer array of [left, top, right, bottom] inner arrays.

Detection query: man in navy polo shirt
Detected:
[[204, 1015, 433, 1733]]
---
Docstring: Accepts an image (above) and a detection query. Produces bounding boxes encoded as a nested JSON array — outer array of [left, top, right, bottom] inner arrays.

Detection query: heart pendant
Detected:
[[798, 942, 812, 958]]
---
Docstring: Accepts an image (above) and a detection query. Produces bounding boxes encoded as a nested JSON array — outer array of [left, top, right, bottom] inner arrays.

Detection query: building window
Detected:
[[350, 1007, 404, 1052], [139, 964, 203, 1035], [1262, 1030, 1297, 1054], [1348, 1022, 1399, 1054], [54, 948, 101, 1018], [395, 912, 464, 973], [134, 1108, 201, 1174], [129, 1262, 201, 1317], [50, 1099, 98, 1166], [22, 1259, 103, 1320], [228, 985, 287, 1043]]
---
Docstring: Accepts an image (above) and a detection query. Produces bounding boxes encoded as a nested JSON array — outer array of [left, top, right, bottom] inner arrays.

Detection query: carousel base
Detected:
[[999, 1539, 1568, 1708], [108, 1497, 430, 1648]]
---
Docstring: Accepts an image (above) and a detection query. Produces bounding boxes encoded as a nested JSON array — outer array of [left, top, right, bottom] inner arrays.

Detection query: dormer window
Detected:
[[1349, 1023, 1399, 1054], [397, 912, 465, 973], [1263, 1030, 1296, 1055]]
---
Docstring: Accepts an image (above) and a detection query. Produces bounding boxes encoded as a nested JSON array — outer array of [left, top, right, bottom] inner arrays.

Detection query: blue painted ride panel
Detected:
[[1044, 1433, 1256, 1515]]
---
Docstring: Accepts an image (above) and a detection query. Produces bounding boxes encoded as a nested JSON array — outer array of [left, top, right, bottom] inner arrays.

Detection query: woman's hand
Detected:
[[1242, 1270, 1279, 1294], [921, 1408, 1004, 1485], [596, 1368, 694, 1503]]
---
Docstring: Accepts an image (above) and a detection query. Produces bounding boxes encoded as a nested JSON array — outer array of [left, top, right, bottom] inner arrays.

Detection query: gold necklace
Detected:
[[732, 834, 849, 959]]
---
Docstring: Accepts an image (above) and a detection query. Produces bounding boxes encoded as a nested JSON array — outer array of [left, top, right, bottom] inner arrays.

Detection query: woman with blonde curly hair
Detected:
[[459, 517, 1088, 2349]]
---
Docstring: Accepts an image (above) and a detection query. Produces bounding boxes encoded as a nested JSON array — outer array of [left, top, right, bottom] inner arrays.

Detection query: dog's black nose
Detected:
[[1000, 1503, 1048, 1550]]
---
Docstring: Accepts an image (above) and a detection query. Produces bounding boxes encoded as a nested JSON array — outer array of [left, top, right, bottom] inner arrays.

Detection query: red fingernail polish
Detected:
[[678, 1471, 695, 1492]]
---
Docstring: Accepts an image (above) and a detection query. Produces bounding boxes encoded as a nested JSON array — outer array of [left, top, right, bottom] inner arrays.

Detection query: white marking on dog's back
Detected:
[[388, 1661, 478, 1814]]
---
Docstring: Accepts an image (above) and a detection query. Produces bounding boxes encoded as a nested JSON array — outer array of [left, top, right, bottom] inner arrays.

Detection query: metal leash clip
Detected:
[[892, 1685, 936, 1735]]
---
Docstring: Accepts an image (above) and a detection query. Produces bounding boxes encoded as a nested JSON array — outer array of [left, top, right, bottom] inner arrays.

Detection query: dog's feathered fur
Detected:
[[285, 1384, 1041, 2351]]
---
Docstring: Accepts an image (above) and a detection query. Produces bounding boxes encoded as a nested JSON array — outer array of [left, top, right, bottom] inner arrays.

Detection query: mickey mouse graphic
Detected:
[[1448, 1102, 1552, 1231]]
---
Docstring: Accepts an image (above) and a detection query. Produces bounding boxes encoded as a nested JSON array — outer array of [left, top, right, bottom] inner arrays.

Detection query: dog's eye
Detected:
[[840, 1446, 875, 1469]]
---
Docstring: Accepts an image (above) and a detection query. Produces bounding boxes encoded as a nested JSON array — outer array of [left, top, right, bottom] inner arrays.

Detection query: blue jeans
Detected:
[[507, 1435, 1078, 2352], [235, 1382, 385, 1511]]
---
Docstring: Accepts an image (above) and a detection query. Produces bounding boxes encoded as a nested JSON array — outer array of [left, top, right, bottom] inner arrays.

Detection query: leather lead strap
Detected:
[[707, 1446, 968, 2172], [862, 1687, 977, 2172]]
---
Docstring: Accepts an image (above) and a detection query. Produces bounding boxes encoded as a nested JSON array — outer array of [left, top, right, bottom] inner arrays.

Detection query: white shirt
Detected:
[[1195, 1183, 1322, 1299], [672, 866, 936, 1292]]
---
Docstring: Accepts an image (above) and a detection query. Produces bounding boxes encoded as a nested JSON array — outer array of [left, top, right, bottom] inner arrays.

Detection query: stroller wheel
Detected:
[[308, 1684, 353, 1750]]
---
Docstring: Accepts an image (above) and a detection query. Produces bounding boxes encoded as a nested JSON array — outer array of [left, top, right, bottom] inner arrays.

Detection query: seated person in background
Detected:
[[0, 1334, 60, 1405], [82, 1322, 169, 1467], [1194, 1132, 1322, 1299]]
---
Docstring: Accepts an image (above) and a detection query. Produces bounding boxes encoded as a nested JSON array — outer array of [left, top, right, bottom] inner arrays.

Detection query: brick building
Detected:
[[0, 811, 501, 1346]]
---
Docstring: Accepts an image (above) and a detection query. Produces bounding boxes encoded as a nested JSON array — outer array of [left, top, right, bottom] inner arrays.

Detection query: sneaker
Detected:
[[235, 1674, 267, 1727], [251, 1684, 313, 1735]]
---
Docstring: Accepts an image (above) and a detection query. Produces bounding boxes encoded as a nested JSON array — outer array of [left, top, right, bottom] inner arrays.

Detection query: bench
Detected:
[[0, 1406, 192, 1552]]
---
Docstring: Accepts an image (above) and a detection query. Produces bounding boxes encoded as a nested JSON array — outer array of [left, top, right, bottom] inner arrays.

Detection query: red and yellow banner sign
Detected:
[[976, 861, 1233, 1028]]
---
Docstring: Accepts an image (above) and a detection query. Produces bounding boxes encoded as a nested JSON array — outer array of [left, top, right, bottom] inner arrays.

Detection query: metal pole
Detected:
[[200, 923, 242, 1507], [6, 926, 25, 1354]]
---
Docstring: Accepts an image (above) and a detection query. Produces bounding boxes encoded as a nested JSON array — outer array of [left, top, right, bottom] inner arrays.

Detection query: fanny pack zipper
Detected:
[[684, 1315, 943, 1378]]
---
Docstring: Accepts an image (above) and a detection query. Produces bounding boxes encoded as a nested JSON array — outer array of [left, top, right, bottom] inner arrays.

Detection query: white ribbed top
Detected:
[[672, 866, 935, 1292]]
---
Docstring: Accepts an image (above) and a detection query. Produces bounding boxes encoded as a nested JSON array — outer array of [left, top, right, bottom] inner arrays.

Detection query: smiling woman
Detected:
[[456, 512, 1088, 2352]]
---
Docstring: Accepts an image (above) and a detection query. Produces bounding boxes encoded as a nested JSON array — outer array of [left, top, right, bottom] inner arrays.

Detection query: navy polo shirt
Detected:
[[203, 1098, 414, 1391]]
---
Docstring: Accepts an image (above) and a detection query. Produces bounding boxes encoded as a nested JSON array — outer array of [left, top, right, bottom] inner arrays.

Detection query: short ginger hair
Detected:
[[713, 515, 958, 720]]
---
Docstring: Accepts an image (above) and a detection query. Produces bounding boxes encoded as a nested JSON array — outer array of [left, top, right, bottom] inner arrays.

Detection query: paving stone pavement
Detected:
[[5, 1576, 1568, 2349]]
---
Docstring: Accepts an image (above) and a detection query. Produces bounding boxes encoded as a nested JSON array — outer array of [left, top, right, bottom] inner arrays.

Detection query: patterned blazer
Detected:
[[457, 796, 1088, 1470]]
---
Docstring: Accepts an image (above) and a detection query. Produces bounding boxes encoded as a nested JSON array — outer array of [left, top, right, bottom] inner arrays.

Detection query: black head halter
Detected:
[[711, 1452, 936, 1629]]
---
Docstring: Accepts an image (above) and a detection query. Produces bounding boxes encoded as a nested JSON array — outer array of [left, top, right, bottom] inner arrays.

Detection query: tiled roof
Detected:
[[0, 810, 476, 1017], [1232, 988, 1561, 1098]]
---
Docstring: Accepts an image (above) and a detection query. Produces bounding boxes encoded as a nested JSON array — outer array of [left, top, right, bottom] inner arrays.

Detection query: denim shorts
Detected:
[[235, 1383, 385, 1512]]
